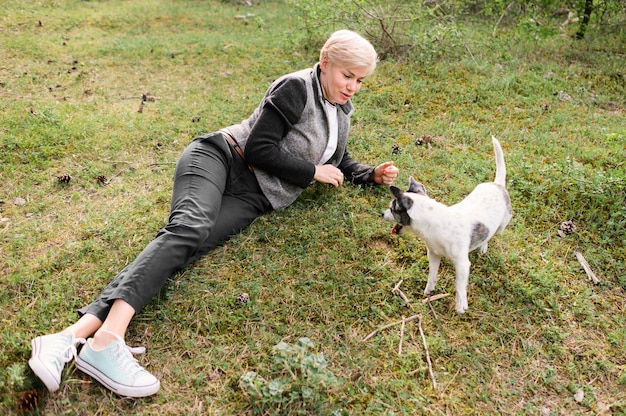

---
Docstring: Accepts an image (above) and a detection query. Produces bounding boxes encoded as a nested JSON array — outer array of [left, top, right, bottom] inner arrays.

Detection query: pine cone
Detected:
[[57, 174, 71, 183], [558, 221, 577, 236], [16, 390, 40, 413], [236, 293, 250, 304]]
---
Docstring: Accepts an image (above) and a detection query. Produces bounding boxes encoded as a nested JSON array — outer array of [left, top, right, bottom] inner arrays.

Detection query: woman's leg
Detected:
[[78, 133, 234, 322], [86, 135, 270, 347], [30, 133, 270, 395], [68, 136, 235, 397], [80, 133, 269, 323], [30, 133, 231, 394], [64, 313, 103, 339], [71, 135, 269, 397], [89, 300, 135, 349]]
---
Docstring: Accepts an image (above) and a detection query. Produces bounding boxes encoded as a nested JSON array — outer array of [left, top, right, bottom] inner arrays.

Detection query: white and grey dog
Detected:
[[382, 136, 512, 314]]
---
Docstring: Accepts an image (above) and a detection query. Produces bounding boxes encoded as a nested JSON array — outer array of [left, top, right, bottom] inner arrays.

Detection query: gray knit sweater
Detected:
[[223, 64, 376, 210]]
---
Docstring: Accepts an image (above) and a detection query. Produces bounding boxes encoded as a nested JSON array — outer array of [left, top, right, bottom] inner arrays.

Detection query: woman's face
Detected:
[[319, 56, 368, 105]]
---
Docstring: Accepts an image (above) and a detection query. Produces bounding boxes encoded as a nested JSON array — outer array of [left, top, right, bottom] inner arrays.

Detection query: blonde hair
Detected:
[[319, 30, 378, 76]]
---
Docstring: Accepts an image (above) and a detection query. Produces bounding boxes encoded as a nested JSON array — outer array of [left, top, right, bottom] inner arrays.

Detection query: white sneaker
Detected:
[[75, 330, 160, 397], [29, 332, 84, 392]]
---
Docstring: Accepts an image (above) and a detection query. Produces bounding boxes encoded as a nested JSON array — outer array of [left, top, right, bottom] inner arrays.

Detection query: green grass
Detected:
[[1, 0, 625, 414]]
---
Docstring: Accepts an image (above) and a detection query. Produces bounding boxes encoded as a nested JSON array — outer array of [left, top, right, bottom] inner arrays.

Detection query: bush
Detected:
[[239, 337, 342, 415], [290, 0, 468, 60]]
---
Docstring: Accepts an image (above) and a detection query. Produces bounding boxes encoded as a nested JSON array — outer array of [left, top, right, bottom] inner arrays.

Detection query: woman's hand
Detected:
[[314, 164, 344, 187], [372, 161, 399, 185]]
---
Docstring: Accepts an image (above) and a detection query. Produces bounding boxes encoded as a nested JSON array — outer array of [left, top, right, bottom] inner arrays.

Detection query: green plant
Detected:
[[239, 337, 342, 415]]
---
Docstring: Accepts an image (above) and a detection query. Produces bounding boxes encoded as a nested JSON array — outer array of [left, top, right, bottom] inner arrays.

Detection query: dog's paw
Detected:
[[424, 281, 437, 295], [456, 295, 469, 314]]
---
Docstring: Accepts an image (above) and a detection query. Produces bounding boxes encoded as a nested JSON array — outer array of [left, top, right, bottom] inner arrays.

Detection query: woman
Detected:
[[28, 29, 399, 397]]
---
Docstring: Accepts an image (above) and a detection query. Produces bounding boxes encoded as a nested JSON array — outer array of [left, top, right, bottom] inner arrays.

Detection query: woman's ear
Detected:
[[320, 55, 329, 71]]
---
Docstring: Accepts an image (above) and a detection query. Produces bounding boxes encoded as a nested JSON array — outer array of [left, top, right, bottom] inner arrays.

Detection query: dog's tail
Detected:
[[492, 135, 506, 186]]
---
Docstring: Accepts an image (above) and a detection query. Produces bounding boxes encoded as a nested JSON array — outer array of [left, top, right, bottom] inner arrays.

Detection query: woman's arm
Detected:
[[339, 150, 399, 186], [338, 149, 375, 184], [244, 77, 315, 188]]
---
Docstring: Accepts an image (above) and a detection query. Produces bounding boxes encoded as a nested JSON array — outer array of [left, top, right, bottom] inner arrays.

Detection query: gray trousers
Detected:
[[78, 132, 271, 321]]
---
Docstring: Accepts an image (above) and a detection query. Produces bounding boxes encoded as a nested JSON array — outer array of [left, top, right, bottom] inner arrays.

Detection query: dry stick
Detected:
[[147, 162, 177, 167], [418, 314, 438, 390], [392, 279, 412, 307], [439, 366, 462, 398], [574, 251, 600, 284], [398, 316, 406, 356], [493, 1, 515, 37], [397, 289, 411, 306], [421, 293, 450, 303], [363, 313, 421, 342], [423, 293, 450, 321], [426, 297, 438, 321]]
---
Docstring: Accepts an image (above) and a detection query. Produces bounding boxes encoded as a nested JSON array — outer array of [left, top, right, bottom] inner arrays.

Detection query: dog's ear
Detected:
[[390, 186, 414, 212], [390, 185, 403, 199], [408, 176, 427, 195]]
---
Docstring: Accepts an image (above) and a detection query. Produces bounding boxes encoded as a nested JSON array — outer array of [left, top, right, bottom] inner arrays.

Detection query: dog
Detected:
[[382, 136, 512, 314]]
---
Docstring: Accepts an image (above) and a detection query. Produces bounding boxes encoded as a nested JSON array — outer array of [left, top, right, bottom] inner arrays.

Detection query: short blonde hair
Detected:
[[320, 30, 378, 76]]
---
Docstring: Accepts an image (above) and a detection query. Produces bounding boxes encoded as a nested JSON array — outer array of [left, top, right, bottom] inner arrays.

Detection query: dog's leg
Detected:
[[424, 250, 441, 296], [479, 241, 488, 254], [454, 256, 471, 314]]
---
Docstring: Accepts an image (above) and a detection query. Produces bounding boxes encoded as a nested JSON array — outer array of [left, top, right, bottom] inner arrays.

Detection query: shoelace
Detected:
[[100, 330, 148, 376], [53, 333, 86, 368]]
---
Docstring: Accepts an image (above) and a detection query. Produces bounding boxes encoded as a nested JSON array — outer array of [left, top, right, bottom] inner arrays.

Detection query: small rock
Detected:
[[558, 91, 572, 101], [574, 388, 584, 403]]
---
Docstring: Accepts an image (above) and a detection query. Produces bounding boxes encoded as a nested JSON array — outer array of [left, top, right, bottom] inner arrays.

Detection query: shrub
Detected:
[[239, 337, 342, 415]]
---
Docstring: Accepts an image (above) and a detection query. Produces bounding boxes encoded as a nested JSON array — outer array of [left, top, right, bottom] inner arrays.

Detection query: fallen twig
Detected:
[[439, 366, 462, 398], [392, 279, 412, 307], [395, 288, 411, 306], [426, 297, 439, 320], [147, 162, 177, 167], [418, 314, 437, 390], [423, 293, 450, 320], [363, 313, 421, 342], [493, 1, 515, 37], [574, 251, 600, 284], [421, 293, 450, 303]]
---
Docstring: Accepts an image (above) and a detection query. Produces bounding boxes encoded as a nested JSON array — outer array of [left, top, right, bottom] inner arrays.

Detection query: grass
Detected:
[[1, 0, 625, 414]]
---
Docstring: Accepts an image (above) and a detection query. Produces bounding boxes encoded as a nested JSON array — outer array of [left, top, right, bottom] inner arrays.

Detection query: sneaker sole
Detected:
[[28, 338, 60, 393], [75, 355, 160, 398]]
